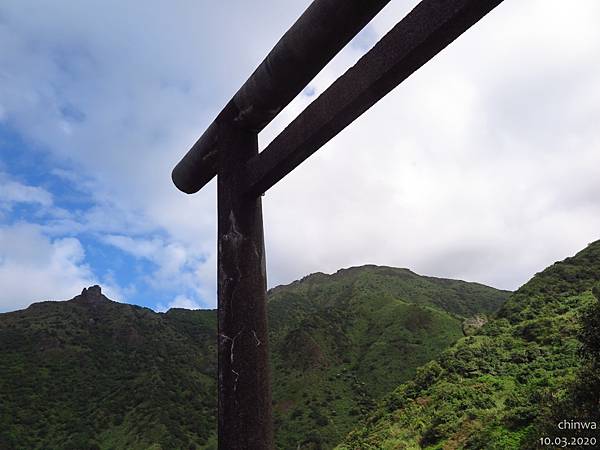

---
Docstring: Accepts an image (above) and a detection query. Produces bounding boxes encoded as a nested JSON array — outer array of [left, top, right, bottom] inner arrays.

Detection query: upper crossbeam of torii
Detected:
[[171, 0, 504, 448]]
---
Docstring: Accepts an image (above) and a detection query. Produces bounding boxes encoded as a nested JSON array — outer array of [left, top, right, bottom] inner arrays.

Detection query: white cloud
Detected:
[[103, 235, 165, 260], [155, 294, 203, 313], [0, 0, 599, 310], [260, 0, 600, 290], [0, 223, 123, 311], [102, 234, 215, 305], [0, 173, 53, 209]]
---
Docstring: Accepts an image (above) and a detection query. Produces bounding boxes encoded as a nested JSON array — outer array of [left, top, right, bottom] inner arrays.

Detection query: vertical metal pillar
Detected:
[[217, 118, 273, 450]]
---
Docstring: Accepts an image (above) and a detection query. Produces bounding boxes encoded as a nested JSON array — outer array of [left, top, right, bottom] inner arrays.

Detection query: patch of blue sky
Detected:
[[1, 124, 92, 211], [79, 235, 143, 282], [1, 123, 173, 310], [44, 172, 95, 214], [76, 235, 153, 307], [4, 202, 45, 223], [2, 113, 208, 312], [349, 24, 379, 52], [302, 85, 316, 97], [80, 234, 207, 311], [0, 125, 52, 182]]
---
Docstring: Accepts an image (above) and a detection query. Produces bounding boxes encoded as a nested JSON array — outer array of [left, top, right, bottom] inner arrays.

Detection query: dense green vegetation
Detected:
[[337, 241, 600, 450], [0, 266, 508, 450], [0, 287, 217, 450], [267, 266, 509, 448]]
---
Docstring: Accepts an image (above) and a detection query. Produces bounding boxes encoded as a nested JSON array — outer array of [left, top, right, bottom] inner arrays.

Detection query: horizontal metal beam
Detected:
[[243, 0, 504, 198], [172, 0, 392, 194]]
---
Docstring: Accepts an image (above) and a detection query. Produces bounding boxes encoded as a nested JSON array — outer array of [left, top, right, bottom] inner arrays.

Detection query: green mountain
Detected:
[[267, 266, 509, 449], [337, 242, 600, 450], [0, 286, 217, 450], [0, 266, 509, 450]]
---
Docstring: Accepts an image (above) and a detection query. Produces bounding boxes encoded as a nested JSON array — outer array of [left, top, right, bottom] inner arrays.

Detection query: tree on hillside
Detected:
[[573, 285, 600, 420], [525, 286, 600, 449]]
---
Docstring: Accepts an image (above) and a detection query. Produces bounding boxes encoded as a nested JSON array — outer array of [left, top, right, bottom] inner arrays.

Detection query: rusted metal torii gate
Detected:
[[171, 0, 503, 448]]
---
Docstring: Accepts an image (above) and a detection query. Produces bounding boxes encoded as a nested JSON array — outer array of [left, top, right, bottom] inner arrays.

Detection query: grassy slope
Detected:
[[0, 266, 509, 450], [337, 242, 600, 450]]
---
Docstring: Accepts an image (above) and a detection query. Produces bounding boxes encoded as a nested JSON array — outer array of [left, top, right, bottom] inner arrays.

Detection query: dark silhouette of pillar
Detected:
[[216, 117, 273, 450]]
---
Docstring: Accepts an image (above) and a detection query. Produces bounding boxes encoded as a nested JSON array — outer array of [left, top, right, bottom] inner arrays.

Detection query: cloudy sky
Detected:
[[1, 0, 599, 312]]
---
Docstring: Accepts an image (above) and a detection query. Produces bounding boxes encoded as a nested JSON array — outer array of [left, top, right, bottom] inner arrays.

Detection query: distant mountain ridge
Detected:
[[0, 265, 510, 450], [270, 265, 508, 317]]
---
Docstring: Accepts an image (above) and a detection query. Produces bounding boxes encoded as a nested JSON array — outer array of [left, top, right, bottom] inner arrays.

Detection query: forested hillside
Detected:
[[267, 266, 509, 448], [0, 266, 508, 450], [0, 286, 217, 450], [338, 241, 600, 450]]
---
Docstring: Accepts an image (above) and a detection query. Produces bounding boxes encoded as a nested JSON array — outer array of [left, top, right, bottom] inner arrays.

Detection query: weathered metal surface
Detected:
[[172, 0, 392, 194], [217, 118, 273, 449], [243, 0, 504, 197], [171, 122, 218, 194]]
